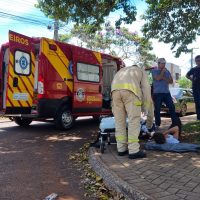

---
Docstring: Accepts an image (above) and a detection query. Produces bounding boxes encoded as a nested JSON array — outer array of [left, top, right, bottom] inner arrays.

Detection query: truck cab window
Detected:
[[77, 63, 99, 82]]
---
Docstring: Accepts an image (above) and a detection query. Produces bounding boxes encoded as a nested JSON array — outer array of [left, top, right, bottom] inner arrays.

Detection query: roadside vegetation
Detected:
[[182, 121, 200, 144]]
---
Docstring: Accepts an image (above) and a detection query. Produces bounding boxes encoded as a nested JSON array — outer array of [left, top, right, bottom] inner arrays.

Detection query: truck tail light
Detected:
[[38, 75, 44, 98]]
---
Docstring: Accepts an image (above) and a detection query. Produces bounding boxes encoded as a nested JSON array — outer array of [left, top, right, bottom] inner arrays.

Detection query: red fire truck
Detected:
[[0, 31, 124, 130]]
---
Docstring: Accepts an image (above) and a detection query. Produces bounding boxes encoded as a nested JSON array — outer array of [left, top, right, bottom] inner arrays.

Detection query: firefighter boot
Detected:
[[129, 150, 146, 159]]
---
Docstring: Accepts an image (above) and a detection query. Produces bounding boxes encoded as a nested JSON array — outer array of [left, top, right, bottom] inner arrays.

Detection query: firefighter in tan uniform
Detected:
[[111, 65, 154, 159]]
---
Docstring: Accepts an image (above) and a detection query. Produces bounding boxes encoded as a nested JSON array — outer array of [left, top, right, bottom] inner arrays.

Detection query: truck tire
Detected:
[[55, 107, 75, 130], [13, 117, 32, 127]]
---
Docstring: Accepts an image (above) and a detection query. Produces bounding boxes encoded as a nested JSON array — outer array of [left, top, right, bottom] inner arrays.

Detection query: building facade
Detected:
[[165, 63, 181, 88]]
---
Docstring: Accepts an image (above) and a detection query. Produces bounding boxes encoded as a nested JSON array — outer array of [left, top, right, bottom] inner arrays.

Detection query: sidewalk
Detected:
[[89, 115, 200, 200]]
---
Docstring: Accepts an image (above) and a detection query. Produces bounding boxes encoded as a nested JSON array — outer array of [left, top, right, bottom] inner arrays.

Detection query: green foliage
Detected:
[[182, 121, 200, 144], [183, 121, 200, 133], [36, 0, 137, 31], [177, 77, 192, 88], [142, 0, 200, 57], [59, 23, 156, 67], [59, 33, 72, 43]]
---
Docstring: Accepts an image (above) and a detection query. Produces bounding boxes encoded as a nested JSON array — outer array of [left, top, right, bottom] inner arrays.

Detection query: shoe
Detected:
[[148, 123, 155, 133], [118, 150, 128, 156], [129, 150, 146, 159], [155, 125, 160, 131]]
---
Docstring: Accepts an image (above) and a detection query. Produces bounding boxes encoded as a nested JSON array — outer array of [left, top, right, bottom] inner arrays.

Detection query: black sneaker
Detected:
[[129, 150, 146, 159], [148, 123, 155, 133], [118, 150, 128, 156], [155, 126, 160, 131]]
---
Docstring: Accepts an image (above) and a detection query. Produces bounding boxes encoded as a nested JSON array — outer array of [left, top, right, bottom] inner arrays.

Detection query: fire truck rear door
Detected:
[[73, 48, 103, 113], [5, 31, 35, 114]]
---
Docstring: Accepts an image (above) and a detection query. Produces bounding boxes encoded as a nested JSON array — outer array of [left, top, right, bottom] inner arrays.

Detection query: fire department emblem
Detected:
[[19, 56, 28, 70], [76, 88, 85, 102]]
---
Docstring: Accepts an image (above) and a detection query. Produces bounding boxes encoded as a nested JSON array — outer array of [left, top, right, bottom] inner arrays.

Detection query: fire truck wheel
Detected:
[[13, 117, 32, 127], [55, 108, 75, 130]]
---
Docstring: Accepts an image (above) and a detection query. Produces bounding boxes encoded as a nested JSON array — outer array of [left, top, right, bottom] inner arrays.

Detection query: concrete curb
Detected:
[[88, 147, 154, 200]]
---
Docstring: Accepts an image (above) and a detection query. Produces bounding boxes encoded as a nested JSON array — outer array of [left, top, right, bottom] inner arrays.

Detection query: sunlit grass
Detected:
[[183, 121, 200, 133], [182, 121, 200, 144]]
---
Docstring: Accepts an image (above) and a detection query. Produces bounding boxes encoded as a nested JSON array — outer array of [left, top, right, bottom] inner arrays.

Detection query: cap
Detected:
[[157, 58, 166, 64]]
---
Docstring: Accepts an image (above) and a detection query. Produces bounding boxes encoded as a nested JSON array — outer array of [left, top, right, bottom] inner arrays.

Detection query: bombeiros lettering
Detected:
[[9, 33, 29, 46]]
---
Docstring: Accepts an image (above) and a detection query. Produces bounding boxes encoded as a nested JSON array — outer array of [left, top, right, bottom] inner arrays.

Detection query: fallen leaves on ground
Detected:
[[69, 142, 125, 200]]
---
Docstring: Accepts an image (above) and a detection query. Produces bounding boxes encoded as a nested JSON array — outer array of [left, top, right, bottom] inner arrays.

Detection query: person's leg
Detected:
[[197, 91, 200, 120], [193, 89, 199, 120], [194, 89, 200, 120], [153, 93, 162, 127], [122, 90, 141, 154], [146, 101, 154, 129], [112, 90, 127, 153], [163, 93, 177, 124]]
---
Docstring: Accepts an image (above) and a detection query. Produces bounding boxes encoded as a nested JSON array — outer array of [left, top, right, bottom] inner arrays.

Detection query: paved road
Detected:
[[0, 117, 98, 200]]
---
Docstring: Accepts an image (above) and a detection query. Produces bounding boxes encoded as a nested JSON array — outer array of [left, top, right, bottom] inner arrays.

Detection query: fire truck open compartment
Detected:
[[102, 58, 117, 107]]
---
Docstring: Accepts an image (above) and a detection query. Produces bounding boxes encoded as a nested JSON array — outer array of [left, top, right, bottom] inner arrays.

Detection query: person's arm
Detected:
[[186, 69, 193, 81], [153, 69, 165, 81], [162, 69, 173, 84], [141, 70, 152, 99], [163, 126, 179, 139], [141, 70, 154, 129]]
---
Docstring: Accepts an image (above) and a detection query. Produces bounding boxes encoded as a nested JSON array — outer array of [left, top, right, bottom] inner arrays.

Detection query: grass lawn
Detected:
[[182, 121, 200, 144]]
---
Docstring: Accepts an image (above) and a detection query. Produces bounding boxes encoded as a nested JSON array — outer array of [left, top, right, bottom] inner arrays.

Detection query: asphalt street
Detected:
[[0, 117, 98, 200]]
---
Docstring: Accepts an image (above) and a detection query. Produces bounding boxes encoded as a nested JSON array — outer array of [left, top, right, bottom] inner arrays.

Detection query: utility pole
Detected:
[[53, 19, 59, 41], [191, 48, 194, 69], [191, 47, 199, 68]]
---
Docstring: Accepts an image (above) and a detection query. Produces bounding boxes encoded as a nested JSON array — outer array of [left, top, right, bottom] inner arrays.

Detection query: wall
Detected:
[[165, 63, 181, 88]]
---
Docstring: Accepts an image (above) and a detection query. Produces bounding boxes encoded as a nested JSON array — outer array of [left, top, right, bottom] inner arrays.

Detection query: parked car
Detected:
[[161, 88, 195, 116]]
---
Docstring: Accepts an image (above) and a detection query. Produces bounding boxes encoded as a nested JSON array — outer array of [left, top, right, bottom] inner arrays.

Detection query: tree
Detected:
[[142, 0, 200, 57], [36, 0, 137, 31], [59, 23, 156, 67], [177, 77, 192, 88]]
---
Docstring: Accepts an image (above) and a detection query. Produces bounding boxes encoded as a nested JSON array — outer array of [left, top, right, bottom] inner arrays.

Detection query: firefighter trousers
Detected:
[[112, 90, 141, 154]]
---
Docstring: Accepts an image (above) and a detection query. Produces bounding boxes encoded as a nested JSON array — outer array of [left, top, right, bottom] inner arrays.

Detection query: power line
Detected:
[[1, 8, 51, 22], [0, 8, 53, 24], [0, 0, 54, 24], [0, 11, 50, 27]]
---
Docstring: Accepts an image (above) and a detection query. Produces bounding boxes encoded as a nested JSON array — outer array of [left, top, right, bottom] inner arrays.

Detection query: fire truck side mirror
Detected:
[[13, 77, 18, 87]]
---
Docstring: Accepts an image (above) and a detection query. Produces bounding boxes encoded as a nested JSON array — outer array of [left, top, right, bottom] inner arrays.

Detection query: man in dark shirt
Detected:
[[186, 55, 200, 120]]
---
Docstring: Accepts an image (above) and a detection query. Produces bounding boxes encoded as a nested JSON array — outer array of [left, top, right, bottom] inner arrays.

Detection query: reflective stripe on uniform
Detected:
[[128, 139, 139, 143], [115, 135, 126, 141], [134, 100, 142, 106], [116, 135, 140, 143], [112, 83, 138, 95], [128, 136, 139, 143]]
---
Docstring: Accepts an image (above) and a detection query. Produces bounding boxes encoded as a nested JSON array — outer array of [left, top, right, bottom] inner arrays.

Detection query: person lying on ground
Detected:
[[153, 125, 180, 144]]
